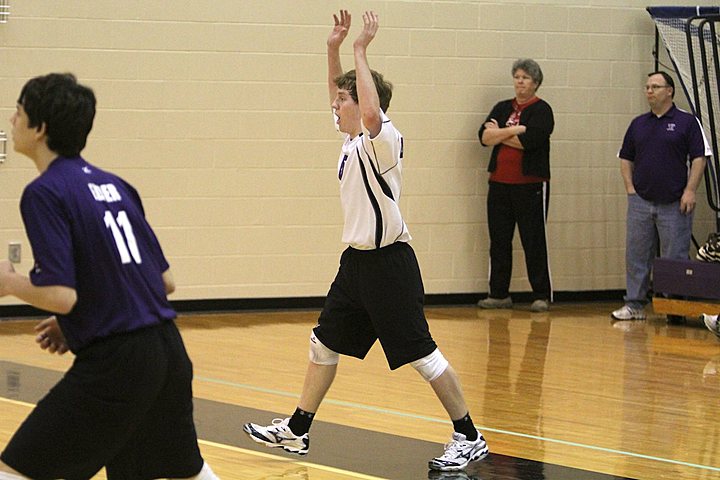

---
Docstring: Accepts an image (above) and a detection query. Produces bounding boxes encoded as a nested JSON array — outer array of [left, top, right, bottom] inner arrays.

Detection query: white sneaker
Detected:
[[702, 314, 720, 339], [429, 430, 489, 471], [243, 418, 310, 455], [611, 305, 645, 320], [477, 297, 512, 309]]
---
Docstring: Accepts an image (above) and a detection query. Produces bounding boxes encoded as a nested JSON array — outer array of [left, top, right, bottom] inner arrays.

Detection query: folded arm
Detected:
[[480, 118, 526, 148]]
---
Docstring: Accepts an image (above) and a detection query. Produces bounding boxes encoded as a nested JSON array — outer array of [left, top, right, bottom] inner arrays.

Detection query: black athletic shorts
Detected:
[[314, 242, 437, 370], [1, 320, 204, 480]]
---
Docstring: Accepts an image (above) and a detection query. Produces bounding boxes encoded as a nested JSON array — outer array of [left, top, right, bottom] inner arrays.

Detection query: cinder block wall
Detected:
[[0, 0, 715, 305]]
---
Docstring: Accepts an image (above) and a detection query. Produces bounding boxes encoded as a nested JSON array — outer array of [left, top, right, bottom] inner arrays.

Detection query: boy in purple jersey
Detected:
[[0, 74, 219, 479], [243, 11, 488, 473]]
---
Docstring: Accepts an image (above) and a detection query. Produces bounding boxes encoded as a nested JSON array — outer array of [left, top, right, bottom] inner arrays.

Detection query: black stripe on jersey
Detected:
[[338, 154, 349, 180], [356, 149, 383, 248], [367, 142, 395, 201]]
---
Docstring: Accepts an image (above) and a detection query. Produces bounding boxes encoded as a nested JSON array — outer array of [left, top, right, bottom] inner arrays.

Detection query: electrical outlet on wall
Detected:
[[8, 242, 21, 263], [0, 130, 7, 164]]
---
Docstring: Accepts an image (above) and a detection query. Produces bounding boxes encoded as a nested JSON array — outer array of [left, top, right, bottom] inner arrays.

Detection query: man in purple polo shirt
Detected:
[[611, 71, 711, 321], [0, 74, 219, 479]]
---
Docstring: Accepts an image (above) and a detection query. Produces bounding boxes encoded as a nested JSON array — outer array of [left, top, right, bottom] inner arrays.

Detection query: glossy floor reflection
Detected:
[[0, 360, 632, 480], [1, 302, 720, 479]]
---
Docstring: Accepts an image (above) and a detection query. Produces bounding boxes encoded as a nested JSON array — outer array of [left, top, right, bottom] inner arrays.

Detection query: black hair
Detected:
[[18, 73, 96, 157]]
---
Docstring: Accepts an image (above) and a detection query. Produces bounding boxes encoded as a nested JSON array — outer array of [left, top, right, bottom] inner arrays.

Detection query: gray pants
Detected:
[[624, 194, 693, 308]]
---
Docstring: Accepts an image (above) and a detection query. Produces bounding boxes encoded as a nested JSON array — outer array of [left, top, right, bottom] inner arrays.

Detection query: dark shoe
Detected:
[[667, 314, 686, 325]]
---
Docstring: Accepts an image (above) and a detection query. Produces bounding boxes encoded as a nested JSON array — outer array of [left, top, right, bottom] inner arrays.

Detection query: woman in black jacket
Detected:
[[477, 58, 554, 312]]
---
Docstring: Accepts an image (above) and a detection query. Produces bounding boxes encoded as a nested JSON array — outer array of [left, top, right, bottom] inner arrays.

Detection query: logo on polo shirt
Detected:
[[667, 123, 676, 132]]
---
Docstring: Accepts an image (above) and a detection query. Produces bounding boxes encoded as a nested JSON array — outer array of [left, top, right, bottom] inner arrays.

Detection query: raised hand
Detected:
[[353, 11, 379, 50], [328, 9, 351, 49]]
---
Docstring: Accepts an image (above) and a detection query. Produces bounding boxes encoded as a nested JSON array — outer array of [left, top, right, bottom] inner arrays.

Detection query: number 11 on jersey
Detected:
[[104, 210, 143, 265]]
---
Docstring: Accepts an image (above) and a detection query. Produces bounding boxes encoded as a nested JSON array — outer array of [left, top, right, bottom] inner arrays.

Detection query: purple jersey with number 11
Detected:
[[20, 156, 176, 352]]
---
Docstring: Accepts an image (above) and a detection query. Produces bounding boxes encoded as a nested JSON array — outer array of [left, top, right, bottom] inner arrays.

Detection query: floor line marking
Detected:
[[0, 397, 386, 480], [0, 397, 34, 408], [199, 440, 388, 480], [194, 375, 720, 473]]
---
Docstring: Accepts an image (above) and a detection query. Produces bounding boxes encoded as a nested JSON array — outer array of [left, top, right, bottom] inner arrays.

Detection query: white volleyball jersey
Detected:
[[337, 112, 411, 250]]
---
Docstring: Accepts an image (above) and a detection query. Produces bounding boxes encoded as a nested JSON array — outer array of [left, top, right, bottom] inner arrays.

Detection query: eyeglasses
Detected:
[[644, 84, 670, 91]]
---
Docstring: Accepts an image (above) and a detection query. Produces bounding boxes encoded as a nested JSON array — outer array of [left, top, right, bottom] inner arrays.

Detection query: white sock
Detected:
[[170, 462, 219, 480], [0, 472, 27, 479]]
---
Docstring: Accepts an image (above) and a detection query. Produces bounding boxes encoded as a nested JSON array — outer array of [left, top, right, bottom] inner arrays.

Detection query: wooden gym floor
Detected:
[[1, 301, 720, 479]]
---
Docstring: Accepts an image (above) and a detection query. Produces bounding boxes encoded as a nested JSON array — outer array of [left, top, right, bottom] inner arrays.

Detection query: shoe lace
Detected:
[[270, 418, 290, 432], [441, 438, 469, 458]]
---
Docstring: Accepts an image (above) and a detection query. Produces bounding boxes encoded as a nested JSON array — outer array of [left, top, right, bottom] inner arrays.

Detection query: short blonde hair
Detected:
[[334, 69, 393, 112]]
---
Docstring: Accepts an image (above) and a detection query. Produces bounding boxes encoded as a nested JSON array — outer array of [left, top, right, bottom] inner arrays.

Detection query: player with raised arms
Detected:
[[243, 10, 489, 473]]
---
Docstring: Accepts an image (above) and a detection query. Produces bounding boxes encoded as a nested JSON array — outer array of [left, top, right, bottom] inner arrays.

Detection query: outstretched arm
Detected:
[[353, 11, 382, 138], [328, 10, 351, 105], [0, 260, 77, 314]]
